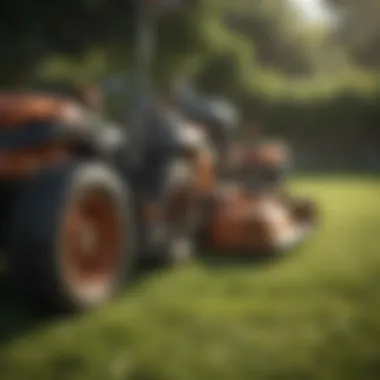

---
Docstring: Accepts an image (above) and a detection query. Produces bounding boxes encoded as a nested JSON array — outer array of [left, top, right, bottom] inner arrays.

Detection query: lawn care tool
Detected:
[[0, 0, 193, 313], [166, 89, 318, 257], [0, 0, 316, 312], [199, 140, 318, 255]]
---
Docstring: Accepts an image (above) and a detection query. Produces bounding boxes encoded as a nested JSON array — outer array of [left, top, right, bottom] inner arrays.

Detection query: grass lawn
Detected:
[[1, 176, 380, 380]]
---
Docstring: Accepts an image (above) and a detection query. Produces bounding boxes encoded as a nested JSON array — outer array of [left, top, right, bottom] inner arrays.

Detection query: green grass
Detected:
[[1, 176, 380, 380]]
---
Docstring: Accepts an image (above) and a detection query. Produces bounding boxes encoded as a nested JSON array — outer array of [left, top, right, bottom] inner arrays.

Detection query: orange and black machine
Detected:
[[167, 94, 318, 256], [0, 0, 317, 313], [200, 137, 317, 255], [0, 0, 198, 312]]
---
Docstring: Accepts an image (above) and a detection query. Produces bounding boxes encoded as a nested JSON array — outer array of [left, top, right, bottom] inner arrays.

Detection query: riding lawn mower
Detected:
[[0, 0, 317, 313]]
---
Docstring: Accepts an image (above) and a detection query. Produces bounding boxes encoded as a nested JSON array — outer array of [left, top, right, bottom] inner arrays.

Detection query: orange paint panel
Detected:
[[194, 150, 215, 194], [0, 92, 78, 127], [0, 144, 69, 180], [243, 142, 290, 166], [208, 195, 266, 251], [207, 193, 304, 252]]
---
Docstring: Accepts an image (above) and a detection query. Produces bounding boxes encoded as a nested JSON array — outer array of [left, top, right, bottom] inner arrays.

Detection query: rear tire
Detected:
[[8, 161, 134, 313]]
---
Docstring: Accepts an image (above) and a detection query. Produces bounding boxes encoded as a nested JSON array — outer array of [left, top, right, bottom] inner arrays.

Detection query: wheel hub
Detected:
[[79, 222, 98, 257], [62, 190, 123, 294]]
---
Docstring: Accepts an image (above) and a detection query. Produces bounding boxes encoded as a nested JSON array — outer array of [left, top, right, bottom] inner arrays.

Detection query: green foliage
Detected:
[[0, 0, 209, 85], [194, 17, 256, 98], [34, 50, 109, 86], [323, 0, 380, 68], [211, 0, 321, 76], [231, 69, 380, 136], [0, 1, 130, 84]]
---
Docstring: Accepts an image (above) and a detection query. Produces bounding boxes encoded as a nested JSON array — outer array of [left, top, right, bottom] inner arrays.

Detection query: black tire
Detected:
[[8, 161, 134, 313]]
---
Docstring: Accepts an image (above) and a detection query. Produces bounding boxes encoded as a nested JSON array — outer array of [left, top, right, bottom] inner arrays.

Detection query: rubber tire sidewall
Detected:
[[8, 160, 134, 313]]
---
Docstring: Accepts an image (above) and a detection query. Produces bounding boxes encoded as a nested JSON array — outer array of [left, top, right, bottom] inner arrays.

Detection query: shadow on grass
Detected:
[[200, 252, 279, 269], [0, 270, 146, 349], [0, 261, 180, 349], [0, 242, 302, 349], [198, 235, 313, 271], [0, 271, 45, 347]]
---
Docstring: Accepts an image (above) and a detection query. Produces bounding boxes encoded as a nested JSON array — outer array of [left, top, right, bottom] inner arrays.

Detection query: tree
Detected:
[[0, 0, 209, 85], [324, 0, 380, 68], [209, 0, 321, 76]]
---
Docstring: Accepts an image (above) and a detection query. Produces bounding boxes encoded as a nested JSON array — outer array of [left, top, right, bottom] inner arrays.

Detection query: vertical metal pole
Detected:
[[129, 1, 156, 167]]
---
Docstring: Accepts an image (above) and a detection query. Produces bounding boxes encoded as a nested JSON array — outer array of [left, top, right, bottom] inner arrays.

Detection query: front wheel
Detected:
[[8, 161, 134, 313]]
